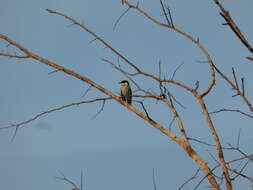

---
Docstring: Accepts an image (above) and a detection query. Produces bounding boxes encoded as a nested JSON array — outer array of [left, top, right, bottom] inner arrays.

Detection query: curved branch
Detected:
[[0, 97, 112, 130], [123, 1, 215, 98], [210, 108, 253, 119]]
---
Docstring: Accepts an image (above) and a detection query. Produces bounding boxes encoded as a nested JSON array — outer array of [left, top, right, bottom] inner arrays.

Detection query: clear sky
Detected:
[[1, 0, 253, 189]]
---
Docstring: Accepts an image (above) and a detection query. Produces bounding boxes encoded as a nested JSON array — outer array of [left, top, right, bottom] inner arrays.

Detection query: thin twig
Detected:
[[227, 143, 253, 162], [1, 97, 112, 131], [212, 63, 253, 112], [194, 80, 199, 91], [91, 99, 106, 119], [188, 137, 231, 150], [81, 85, 92, 98], [209, 108, 253, 119], [158, 60, 162, 80], [159, 0, 171, 26], [232, 67, 239, 90], [137, 101, 152, 120], [167, 94, 188, 141], [236, 129, 241, 148], [178, 168, 200, 190], [48, 68, 63, 74], [207, 149, 220, 165], [170, 63, 184, 80], [11, 127, 19, 142], [168, 116, 175, 131], [152, 168, 158, 190], [165, 4, 174, 28], [231, 159, 250, 181], [241, 77, 245, 96], [88, 38, 97, 45], [56, 171, 80, 189], [0, 53, 30, 58], [113, 7, 131, 31]]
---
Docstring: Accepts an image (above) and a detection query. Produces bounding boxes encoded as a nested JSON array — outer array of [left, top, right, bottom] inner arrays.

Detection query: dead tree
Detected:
[[0, 1, 252, 189]]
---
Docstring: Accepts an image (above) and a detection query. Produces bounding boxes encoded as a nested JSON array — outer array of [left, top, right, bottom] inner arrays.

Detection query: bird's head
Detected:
[[119, 80, 129, 86]]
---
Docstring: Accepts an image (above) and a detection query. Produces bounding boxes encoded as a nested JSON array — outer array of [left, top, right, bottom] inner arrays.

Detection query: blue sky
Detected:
[[1, 0, 253, 189]]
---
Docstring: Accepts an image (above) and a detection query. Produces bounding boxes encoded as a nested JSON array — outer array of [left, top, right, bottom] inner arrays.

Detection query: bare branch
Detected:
[[166, 95, 188, 141], [230, 160, 251, 181], [197, 98, 232, 189], [88, 38, 97, 45], [169, 96, 186, 110], [11, 127, 19, 142], [168, 116, 175, 131], [158, 60, 162, 80], [81, 85, 93, 98], [194, 80, 199, 91], [0, 97, 112, 130], [178, 168, 200, 190], [236, 129, 241, 148], [48, 68, 63, 75], [56, 171, 80, 190], [195, 155, 253, 189], [209, 108, 253, 119], [170, 63, 184, 80], [232, 67, 239, 90], [165, 3, 174, 28], [188, 137, 231, 150], [0, 52, 30, 58], [152, 168, 158, 190], [213, 0, 253, 54], [227, 143, 253, 162], [207, 149, 220, 165], [91, 99, 106, 119], [113, 6, 131, 31], [137, 101, 152, 121], [241, 77, 245, 96], [212, 63, 253, 112], [159, 0, 171, 26], [229, 162, 253, 182], [45, 8, 142, 74]]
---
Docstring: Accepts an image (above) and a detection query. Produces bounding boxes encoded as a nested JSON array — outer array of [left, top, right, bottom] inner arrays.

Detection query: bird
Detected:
[[119, 80, 132, 104]]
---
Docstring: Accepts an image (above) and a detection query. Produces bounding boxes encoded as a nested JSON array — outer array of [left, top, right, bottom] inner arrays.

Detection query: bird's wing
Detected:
[[121, 91, 126, 101], [128, 87, 132, 104]]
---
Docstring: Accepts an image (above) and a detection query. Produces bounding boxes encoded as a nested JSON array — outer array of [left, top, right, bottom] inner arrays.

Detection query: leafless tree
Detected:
[[1, 0, 252, 189]]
